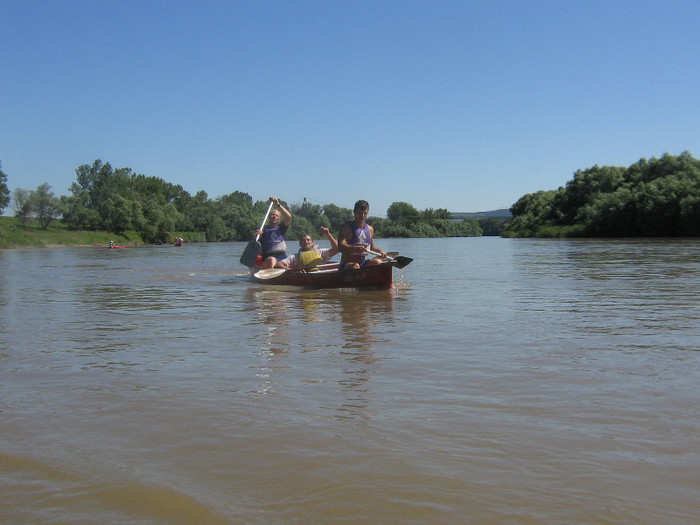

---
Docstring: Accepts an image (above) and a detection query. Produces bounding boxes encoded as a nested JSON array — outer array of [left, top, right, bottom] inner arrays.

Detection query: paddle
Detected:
[[367, 249, 413, 269], [239, 200, 275, 267], [253, 268, 287, 279], [253, 262, 340, 280]]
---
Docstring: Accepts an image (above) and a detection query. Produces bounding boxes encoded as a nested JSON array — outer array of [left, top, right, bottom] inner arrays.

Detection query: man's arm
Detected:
[[276, 254, 295, 269], [278, 203, 292, 226], [367, 225, 386, 257], [320, 226, 339, 257], [337, 222, 354, 255]]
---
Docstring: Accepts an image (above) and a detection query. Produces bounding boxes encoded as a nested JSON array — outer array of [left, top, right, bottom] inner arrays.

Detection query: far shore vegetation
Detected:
[[2, 151, 699, 249], [0, 159, 488, 249], [502, 151, 700, 238]]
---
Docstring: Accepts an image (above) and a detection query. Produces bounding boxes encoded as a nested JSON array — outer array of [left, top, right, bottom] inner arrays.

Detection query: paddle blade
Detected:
[[240, 241, 261, 267], [253, 268, 286, 279], [392, 255, 413, 269]]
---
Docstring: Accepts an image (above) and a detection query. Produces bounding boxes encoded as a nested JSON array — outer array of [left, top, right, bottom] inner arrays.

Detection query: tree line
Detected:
[[502, 151, 700, 238], [2, 159, 482, 242], [6, 153, 698, 241], [0, 162, 10, 213]]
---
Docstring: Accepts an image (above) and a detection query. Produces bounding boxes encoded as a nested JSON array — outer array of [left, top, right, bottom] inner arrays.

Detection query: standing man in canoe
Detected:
[[338, 199, 387, 271], [257, 197, 292, 268]]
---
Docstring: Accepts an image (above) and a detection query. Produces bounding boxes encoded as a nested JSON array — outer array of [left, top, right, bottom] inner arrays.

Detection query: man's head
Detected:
[[353, 200, 369, 213], [353, 200, 369, 222], [298, 234, 314, 251], [269, 209, 281, 225]]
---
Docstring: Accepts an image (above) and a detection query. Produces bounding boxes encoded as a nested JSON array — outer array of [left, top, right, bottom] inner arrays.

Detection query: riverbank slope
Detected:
[[0, 217, 147, 248]]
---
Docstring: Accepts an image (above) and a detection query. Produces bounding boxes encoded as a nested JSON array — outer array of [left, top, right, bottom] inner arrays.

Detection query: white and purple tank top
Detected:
[[261, 224, 288, 256], [350, 222, 371, 250]]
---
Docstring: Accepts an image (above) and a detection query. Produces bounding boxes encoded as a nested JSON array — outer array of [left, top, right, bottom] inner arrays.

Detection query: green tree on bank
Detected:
[[0, 162, 10, 213], [32, 183, 62, 229], [502, 151, 700, 238], [11, 188, 32, 228], [379, 201, 480, 237], [61, 160, 190, 242], [9, 184, 61, 230]]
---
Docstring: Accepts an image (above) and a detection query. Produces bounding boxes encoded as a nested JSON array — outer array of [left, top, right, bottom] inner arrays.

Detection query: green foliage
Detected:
[[375, 214, 480, 238], [504, 189, 562, 237], [31, 183, 62, 230], [12, 152, 700, 242], [387, 201, 420, 224], [10, 183, 62, 230], [0, 162, 9, 212], [11, 188, 33, 228], [422, 207, 452, 221], [213, 192, 257, 242], [288, 200, 323, 239], [8, 158, 485, 243], [502, 152, 700, 238], [478, 217, 504, 236], [321, 203, 352, 232], [369, 201, 480, 238], [63, 160, 195, 241]]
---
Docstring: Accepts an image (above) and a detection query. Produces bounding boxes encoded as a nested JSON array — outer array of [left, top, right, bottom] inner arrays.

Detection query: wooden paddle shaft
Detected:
[[366, 249, 390, 260], [255, 201, 275, 242]]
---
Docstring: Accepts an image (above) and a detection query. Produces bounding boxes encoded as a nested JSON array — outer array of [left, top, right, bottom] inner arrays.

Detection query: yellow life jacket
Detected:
[[299, 249, 323, 269]]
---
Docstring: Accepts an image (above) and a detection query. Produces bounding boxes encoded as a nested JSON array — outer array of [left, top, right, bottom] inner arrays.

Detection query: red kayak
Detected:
[[250, 261, 398, 289]]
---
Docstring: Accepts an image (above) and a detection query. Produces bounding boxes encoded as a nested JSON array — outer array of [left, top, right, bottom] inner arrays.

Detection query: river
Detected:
[[1, 237, 698, 524]]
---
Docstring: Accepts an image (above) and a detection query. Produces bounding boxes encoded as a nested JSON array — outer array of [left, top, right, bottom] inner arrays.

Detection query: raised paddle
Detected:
[[366, 249, 413, 269], [239, 200, 275, 267]]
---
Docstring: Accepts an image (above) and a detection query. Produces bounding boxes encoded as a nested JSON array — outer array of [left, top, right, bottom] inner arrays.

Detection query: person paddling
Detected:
[[277, 227, 339, 269], [256, 197, 292, 268], [338, 199, 386, 271]]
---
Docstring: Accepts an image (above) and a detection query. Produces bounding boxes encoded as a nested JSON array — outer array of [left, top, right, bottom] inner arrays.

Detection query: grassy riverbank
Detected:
[[0, 217, 148, 249], [1, 217, 207, 249]]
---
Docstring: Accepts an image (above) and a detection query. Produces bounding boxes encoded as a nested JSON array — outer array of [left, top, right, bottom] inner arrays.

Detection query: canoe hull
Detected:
[[250, 262, 395, 289]]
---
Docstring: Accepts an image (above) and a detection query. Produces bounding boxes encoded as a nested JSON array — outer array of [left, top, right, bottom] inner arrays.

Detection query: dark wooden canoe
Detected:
[[250, 261, 396, 289]]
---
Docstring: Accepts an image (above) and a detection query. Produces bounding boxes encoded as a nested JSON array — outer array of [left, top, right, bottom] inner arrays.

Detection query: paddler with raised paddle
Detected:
[[239, 197, 292, 268]]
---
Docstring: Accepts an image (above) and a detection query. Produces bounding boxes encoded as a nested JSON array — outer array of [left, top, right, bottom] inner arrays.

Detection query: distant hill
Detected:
[[449, 208, 511, 236], [450, 208, 511, 220]]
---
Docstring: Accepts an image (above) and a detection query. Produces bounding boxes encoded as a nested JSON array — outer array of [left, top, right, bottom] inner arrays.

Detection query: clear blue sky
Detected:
[[2, 0, 699, 216]]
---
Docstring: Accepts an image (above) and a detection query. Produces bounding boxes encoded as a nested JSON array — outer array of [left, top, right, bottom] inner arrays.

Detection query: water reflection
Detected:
[[336, 289, 395, 350], [332, 290, 396, 420], [244, 285, 396, 419], [244, 287, 294, 395], [246, 287, 292, 350]]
